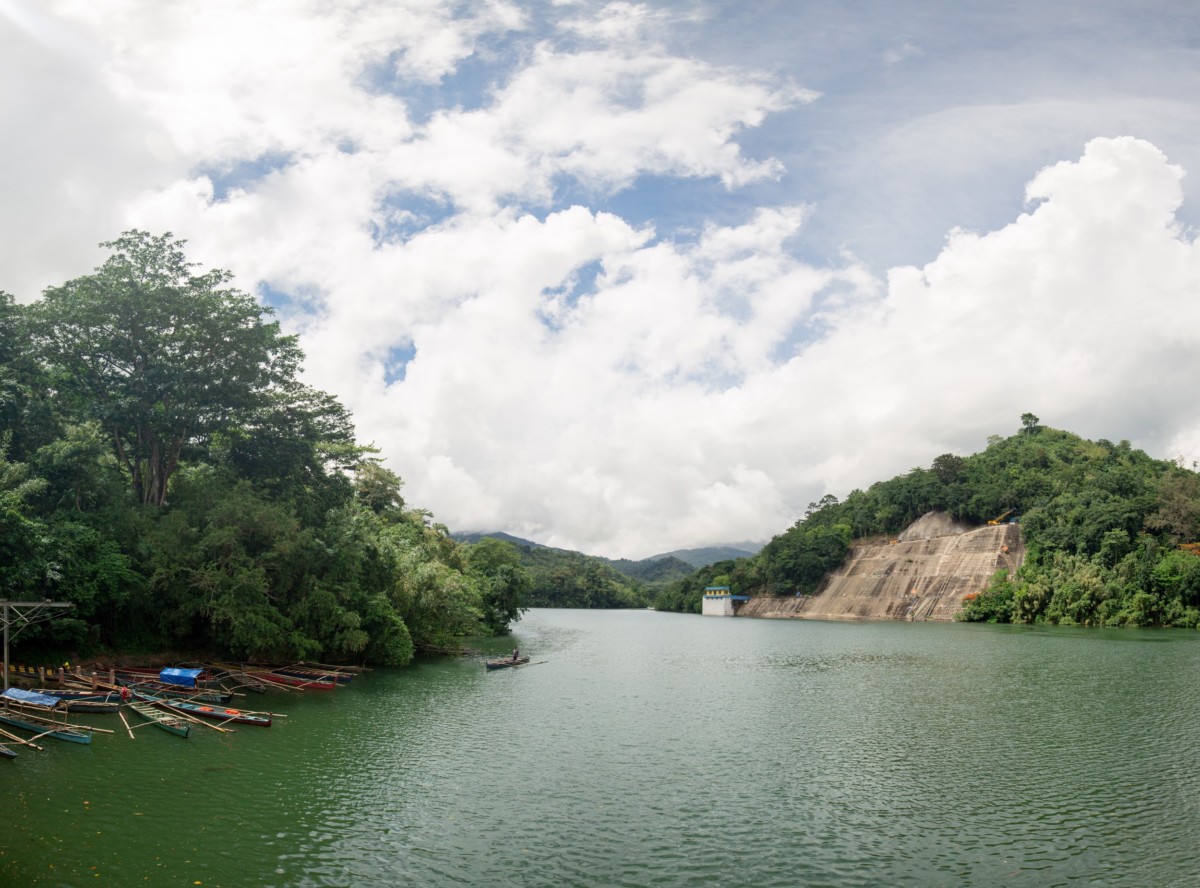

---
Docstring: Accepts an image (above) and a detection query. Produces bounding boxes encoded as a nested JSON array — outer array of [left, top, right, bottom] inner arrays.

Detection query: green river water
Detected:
[[3, 608, 1200, 887]]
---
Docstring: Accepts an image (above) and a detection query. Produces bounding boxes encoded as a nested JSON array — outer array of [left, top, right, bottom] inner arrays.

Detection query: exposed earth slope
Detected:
[[738, 511, 1024, 621]]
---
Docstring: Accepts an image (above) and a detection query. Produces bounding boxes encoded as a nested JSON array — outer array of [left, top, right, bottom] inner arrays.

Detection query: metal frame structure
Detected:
[[1, 600, 73, 690]]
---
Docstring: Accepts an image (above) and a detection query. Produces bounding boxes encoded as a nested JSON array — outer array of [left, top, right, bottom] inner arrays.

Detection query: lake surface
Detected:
[[3, 609, 1200, 887]]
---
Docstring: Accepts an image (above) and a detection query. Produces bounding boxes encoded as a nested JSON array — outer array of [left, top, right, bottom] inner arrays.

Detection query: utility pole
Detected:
[[1, 600, 73, 690]]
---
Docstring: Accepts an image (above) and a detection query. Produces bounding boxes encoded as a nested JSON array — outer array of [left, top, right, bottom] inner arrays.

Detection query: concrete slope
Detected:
[[738, 512, 1024, 622]]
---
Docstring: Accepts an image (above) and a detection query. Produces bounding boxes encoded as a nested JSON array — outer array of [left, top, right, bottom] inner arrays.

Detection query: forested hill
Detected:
[[1, 232, 530, 666], [453, 532, 696, 607], [656, 416, 1200, 628]]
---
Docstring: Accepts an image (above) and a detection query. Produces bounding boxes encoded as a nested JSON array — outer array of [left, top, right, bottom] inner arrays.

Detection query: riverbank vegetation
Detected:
[[1, 232, 528, 665], [656, 415, 1200, 627]]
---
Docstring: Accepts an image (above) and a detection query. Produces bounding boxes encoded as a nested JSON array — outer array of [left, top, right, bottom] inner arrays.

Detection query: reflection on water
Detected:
[[4, 610, 1200, 887]]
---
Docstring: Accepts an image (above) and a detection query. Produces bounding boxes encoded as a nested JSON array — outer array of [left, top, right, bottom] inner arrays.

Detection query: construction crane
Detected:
[[988, 508, 1015, 525]]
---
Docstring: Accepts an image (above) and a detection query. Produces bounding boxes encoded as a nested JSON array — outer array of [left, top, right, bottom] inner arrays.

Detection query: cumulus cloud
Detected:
[[4, 2, 1200, 558], [369, 136, 1200, 557]]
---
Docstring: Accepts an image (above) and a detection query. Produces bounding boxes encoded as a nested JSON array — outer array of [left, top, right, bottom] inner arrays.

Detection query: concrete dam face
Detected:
[[737, 511, 1024, 622]]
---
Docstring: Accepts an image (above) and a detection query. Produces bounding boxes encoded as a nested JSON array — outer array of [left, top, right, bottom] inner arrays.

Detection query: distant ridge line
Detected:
[[450, 531, 762, 569]]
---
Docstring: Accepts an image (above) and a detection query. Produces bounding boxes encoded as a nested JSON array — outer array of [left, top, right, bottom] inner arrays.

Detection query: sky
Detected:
[[3, 0, 1200, 559]]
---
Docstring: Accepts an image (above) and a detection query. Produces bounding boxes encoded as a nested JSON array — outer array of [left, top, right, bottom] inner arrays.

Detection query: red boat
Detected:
[[247, 671, 338, 691]]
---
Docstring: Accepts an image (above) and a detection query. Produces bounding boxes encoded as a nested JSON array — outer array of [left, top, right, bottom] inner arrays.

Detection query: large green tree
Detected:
[[29, 231, 303, 506]]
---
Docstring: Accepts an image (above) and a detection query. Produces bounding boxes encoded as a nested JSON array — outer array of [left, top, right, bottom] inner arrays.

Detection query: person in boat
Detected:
[[512, 648, 520, 661]]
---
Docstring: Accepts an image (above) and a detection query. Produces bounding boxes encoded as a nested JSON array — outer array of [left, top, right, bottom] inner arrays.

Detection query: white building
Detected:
[[702, 585, 744, 616]]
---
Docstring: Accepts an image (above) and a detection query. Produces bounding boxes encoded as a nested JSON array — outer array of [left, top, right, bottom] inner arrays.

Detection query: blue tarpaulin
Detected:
[[159, 667, 203, 688], [2, 687, 60, 708]]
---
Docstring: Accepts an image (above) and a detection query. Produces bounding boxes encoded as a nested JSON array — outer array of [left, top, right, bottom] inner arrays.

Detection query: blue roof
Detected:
[[159, 667, 203, 687], [3, 687, 60, 708]]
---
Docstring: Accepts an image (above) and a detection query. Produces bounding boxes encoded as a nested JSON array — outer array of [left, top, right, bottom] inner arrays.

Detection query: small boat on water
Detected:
[[0, 689, 92, 744], [273, 665, 353, 685], [126, 700, 190, 738], [21, 688, 122, 711], [485, 655, 531, 670], [247, 670, 338, 690], [32, 687, 123, 701], [135, 692, 272, 727], [116, 678, 234, 704]]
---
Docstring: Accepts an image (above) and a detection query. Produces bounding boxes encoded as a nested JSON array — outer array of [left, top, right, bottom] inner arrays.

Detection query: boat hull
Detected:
[[127, 701, 190, 738], [0, 711, 92, 744], [137, 693, 271, 727]]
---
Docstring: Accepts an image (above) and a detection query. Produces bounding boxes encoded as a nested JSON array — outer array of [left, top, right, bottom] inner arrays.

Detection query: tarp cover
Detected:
[[2, 687, 60, 708], [159, 667, 203, 688]]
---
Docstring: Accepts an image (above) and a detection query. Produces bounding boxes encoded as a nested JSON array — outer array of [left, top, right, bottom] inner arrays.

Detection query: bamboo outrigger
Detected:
[[126, 700, 191, 738]]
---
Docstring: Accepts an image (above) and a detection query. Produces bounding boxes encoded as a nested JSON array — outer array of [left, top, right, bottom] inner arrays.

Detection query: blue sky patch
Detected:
[[383, 342, 418, 384], [197, 152, 293, 201], [370, 192, 454, 246]]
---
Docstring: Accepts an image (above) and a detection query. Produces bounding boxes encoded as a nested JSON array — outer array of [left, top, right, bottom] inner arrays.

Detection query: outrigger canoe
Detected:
[[0, 688, 93, 744], [0, 709, 92, 744], [485, 655, 531, 670], [246, 670, 338, 690], [126, 700, 190, 738], [135, 692, 271, 727]]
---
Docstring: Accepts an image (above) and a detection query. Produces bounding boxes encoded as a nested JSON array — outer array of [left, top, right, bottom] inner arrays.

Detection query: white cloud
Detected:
[[5, 1, 1200, 558]]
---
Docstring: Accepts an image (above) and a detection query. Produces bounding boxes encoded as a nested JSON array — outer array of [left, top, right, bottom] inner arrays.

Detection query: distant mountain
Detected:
[[649, 544, 763, 569], [605, 554, 694, 586], [451, 531, 546, 549]]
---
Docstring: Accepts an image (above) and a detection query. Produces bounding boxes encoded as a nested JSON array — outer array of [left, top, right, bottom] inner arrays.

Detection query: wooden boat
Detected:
[[117, 679, 234, 704], [33, 688, 123, 703], [126, 700, 190, 738], [135, 692, 272, 727], [0, 709, 92, 744], [58, 699, 121, 714], [485, 655, 531, 670], [246, 670, 338, 690], [273, 665, 353, 685], [0, 743, 16, 760]]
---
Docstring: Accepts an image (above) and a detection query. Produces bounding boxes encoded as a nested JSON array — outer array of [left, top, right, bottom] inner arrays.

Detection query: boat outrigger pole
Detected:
[[1, 600, 73, 691]]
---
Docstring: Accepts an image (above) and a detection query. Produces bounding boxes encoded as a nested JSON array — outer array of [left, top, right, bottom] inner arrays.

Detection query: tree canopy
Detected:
[[3, 232, 528, 664], [29, 231, 305, 507]]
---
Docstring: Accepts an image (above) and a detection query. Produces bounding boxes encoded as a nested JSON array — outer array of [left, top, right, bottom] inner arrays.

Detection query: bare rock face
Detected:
[[737, 511, 1023, 622]]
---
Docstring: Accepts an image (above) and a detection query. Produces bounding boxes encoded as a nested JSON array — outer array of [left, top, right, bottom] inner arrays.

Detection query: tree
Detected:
[[1020, 413, 1041, 435], [0, 292, 57, 460], [30, 231, 303, 506], [468, 537, 531, 634]]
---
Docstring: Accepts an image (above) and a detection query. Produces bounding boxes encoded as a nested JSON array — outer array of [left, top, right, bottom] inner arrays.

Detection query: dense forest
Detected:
[[1, 232, 529, 665], [656, 415, 1200, 627], [454, 532, 696, 608]]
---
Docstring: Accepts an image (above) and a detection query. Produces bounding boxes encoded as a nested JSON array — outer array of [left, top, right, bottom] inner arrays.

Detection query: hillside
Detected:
[[739, 514, 1023, 621], [657, 418, 1200, 628]]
